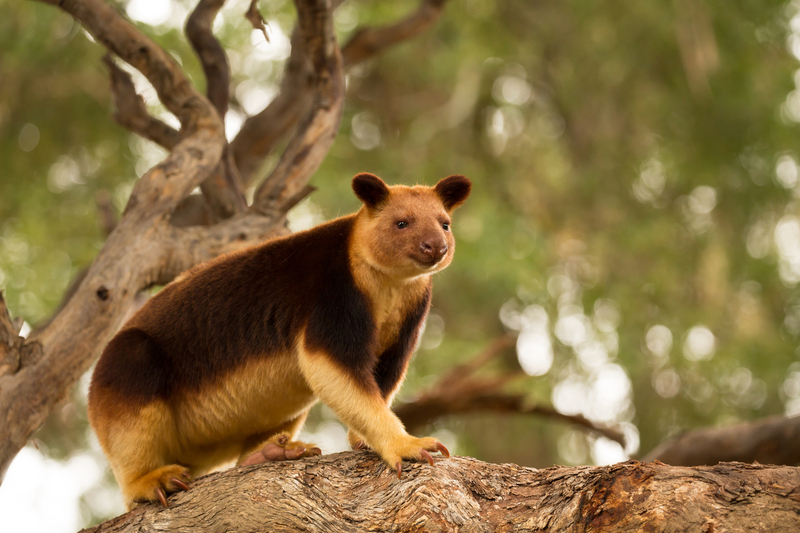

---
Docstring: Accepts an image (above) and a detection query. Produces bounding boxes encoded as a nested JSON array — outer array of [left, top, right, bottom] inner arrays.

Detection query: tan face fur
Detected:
[[350, 174, 471, 281]]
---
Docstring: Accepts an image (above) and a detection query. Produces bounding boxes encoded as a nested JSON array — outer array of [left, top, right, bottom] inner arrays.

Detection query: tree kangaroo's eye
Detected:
[[396, 221, 409, 229], [442, 223, 450, 231]]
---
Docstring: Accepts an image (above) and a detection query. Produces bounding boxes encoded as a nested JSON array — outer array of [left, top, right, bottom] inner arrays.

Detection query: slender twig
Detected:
[[245, 0, 270, 43]]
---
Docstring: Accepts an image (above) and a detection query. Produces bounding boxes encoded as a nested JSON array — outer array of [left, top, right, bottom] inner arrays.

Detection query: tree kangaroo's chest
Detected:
[[370, 285, 413, 355]]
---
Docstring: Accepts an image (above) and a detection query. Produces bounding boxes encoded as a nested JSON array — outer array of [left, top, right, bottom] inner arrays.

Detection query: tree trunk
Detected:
[[79, 453, 800, 532]]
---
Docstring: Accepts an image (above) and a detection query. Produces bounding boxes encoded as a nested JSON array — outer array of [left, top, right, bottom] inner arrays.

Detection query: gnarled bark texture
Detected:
[[79, 454, 800, 532]]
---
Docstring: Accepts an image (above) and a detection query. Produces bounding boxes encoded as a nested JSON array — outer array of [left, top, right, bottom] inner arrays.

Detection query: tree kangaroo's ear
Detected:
[[352, 173, 391, 209], [434, 175, 471, 212]]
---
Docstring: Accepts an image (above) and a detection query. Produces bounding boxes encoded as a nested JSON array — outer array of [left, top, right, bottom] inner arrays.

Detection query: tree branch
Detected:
[[153, 210, 289, 285], [103, 55, 181, 151], [251, 0, 345, 213], [396, 335, 626, 446], [39, 0, 219, 133], [186, 0, 230, 117], [642, 414, 800, 466], [341, 0, 449, 67], [185, 0, 248, 221], [80, 455, 800, 532], [231, 26, 314, 185]]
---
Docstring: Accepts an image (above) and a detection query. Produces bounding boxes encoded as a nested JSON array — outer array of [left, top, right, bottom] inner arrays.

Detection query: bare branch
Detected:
[[185, 0, 248, 221], [39, 0, 219, 133], [642, 414, 800, 466], [197, 149, 248, 220], [95, 190, 118, 237], [231, 27, 314, 185], [103, 55, 181, 150], [186, 0, 230, 117], [104, 51, 241, 226], [252, 0, 345, 212], [341, 0, 449, 67], [170, 194, 219, 227], [395, 335, 626, 446]]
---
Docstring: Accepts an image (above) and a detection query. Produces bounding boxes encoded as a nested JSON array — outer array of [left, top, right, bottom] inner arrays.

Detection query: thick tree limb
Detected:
[[79, 454, 800, 532], [153, 210, 289, 284], [396, 336, 626, 446], [642, 414, 800, 467]]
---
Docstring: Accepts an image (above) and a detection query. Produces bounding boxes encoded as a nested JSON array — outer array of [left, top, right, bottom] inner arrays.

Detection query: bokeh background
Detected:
[[3, 0, 800, 530]]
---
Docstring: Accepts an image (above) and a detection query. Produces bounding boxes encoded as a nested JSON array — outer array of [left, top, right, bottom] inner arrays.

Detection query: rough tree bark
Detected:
[[78, 454, 800, 532]]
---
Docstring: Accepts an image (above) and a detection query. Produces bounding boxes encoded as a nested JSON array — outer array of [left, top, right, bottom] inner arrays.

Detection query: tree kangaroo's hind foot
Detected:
[[127, 464, 191, 508], [239, 432, 322, 466]]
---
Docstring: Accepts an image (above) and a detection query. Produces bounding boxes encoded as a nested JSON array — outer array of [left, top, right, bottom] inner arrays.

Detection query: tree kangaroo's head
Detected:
[[351, 173, 471, 279]]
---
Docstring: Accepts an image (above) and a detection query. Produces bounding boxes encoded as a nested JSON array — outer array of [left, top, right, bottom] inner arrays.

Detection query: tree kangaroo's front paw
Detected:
[[381, 436, 450, 479]]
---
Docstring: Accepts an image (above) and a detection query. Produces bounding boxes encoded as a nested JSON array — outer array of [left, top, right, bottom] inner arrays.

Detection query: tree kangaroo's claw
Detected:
[[396, 461, 403, 479], [436, 442, 450, 458], [155, 487, 168, 508], [420, 449, 435, 466], [171, 477, 190, 492]]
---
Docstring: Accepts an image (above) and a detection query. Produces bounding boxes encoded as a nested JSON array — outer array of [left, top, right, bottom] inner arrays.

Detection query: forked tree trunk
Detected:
[[79, 453, 800, 532]]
